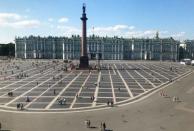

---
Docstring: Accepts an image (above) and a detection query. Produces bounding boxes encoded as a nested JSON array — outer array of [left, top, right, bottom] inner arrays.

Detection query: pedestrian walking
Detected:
[[20, 103, 23, 110], [173, 96, 176, 102], [16, 103, 20, 110], [107, 101, 110, 106], [110, 101, 114, 107], [53, 89, 56, 95], [26, 96, 30, 102], [103, 122, 106, 131], [76, 93, 79, 99], [88, 120, 91, 128], [59, 99, 63, 105], [176, 96, 179, 102]]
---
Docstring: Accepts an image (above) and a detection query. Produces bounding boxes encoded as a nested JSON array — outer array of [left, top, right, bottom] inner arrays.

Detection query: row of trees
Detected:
[[0, 43, 15, 57]]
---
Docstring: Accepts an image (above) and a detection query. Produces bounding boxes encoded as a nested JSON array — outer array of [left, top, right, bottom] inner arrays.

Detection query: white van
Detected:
[[191, 60, 194, 66], [180, 61, 186, 65]]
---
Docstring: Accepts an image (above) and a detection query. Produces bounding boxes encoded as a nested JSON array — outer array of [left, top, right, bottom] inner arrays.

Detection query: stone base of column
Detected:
[[79, 56, 89, 69]]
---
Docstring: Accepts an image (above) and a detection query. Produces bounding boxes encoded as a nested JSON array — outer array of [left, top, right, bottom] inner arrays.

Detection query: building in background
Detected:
[[15, 34, 179, 61], [184, 40, 194, 59]]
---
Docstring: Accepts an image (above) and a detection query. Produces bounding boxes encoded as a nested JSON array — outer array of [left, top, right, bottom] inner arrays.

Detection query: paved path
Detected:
[[0, 61, 191, 112], [0, 67, 194, 131]]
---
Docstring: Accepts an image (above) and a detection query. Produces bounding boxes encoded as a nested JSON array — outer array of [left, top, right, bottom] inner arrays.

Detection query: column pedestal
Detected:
[[79, 56, 89, 69]]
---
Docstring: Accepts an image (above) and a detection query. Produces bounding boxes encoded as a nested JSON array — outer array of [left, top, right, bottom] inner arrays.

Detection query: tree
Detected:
[[0, 43, 15, 57]]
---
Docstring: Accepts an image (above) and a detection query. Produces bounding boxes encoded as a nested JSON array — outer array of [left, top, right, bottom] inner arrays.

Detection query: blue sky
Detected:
[[0, 0, 194, 43]]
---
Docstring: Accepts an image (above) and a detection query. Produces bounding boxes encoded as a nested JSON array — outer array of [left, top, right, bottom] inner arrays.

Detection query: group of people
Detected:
[[160, 90, 180, 102], [84, 120, 107, 131], [15, 72, 28, 79], [85, 120, 91, 128], [172, 96, 180, 102], [159, 90, 168, 97], [57, 97, 66, 105], [7, 91, 13, 97], [107, 100, 114, 107], [16, 103, 24, 110], [26, 96, 30, 102]]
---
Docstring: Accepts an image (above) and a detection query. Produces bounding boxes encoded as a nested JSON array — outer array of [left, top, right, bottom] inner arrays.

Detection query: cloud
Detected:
[[87, 24, 136, 37], [55, 24, 185, 40], [48, 18, 54, 22], [113, 25, 135, 30], [12, 20, 40, 28], [57, 25, 80, 36], [0, 12, 40, 29], [0, 13, 21, 22], [172, 32, 185, 38], [31, 22, 184, 42], [89, 25, 135, 32], [58, 17, 69, 23]]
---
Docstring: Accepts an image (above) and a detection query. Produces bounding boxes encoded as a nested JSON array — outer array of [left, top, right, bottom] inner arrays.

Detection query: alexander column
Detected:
[[79, 3, 89, 69]]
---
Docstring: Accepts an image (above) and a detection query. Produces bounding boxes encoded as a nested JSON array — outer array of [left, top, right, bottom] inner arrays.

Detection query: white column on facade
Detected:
[[70, 43, 72, 59], [33, 50, 36, 59], [63, 42, 65, 60], [94, 42, 96, 52], [160, 40, 163, 61], [39, 40, 42, 58], [118, 44, 120, 60], [144, 51, 147, 60], [149, 42, 151, 60], [176, 43, 178, 61], [73, 40, 75, 59], [24, 41, 27, 59], [65, 43, 68, 59], [15, 40, 17, 58], [151, 43, 154, 59], [151, 40, 153, 60], [140, 44, 142, 60], [102, 44, 104, 60], [33, 40, 36, 59], [43, 39, 45, 58], [36, 39, 39, 58], [111, 44, 113, 60], [132, 40, 134, 59], [52, 40, 55, 59], [64, 43, 66, 52], [114, 45, 115, 60], [97, 42, 99, 60], [122, 43, 123, 59], [67, 44, 69, 59], [114, 44, 115, 60], [115, 44, 117, 59], [171, 40, 173, 61]]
